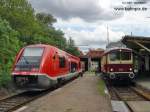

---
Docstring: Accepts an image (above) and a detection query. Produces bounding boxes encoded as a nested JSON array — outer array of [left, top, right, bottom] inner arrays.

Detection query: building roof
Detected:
[[78, 49, 84, 56], [86, 49, 104, 58], [121, 35, 150, 51]]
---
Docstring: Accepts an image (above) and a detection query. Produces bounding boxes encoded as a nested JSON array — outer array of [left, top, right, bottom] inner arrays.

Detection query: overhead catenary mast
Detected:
[[107, 25, 110, 45], [131, 32, 132, 36]]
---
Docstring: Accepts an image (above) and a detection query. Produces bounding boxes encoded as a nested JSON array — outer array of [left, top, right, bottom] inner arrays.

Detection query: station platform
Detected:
[[135, 76, 150, 90], [15, 73, 111, 112]]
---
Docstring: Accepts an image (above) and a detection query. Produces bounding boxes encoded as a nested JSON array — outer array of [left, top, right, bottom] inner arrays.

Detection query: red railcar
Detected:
[[12, 44, 82, 90], [101, 48, 135, 80]]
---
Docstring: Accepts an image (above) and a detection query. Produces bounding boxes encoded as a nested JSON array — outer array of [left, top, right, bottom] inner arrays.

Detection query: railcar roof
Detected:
[[105, 47, 132, 52], [101, 47, 132, 56], [25, 44, 54, 48], [24, 44, 80, 59], [66, 53, 80, 60]]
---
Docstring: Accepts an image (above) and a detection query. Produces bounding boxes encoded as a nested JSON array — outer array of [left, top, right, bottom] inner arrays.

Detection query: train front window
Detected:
[[15, 47, 44, 71], [109, 51, 120, 61], [109, 51, 131, 62], [121, 52, 131, 60], [23, 47, 44, 57]]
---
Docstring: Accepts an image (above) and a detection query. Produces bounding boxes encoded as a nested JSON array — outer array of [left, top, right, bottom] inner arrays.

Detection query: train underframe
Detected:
[[102, 72, 136, 81], [12, 72, 81, 91]]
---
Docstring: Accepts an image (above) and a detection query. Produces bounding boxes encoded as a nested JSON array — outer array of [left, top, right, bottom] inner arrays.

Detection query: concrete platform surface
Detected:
[[136, 78, 150, 90], [127, 101, 150, 112], [17, 73, 111, 112], [111, 100, 130, 112]]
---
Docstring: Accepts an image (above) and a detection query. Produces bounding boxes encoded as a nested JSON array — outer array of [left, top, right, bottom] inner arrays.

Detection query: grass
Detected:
[[85, 71, 106, 95], [97, 78, 105, 96]]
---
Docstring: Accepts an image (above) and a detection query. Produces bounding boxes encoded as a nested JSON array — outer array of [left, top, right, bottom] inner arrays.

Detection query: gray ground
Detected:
[[0, 83, 23, 100], [21, 73, 112, 112], [136, 77, 150, 90]]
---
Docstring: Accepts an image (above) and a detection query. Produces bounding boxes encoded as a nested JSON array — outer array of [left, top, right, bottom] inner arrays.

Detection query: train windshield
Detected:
[[109, 51, 120, 61], [121, 52, 131, 60], [109, 51, 131, 61], [23, 47, 44, 57], [15, 47, 44, 71]]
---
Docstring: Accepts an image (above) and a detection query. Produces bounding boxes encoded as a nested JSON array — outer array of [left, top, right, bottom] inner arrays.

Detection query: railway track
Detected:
[[0, 91, 45, 112], [111, 86, 150, 112], [0, 84, 61, 112], [0, 75, 80, 112], [112, 86, 148, 101], [105, 80, 150, 112]]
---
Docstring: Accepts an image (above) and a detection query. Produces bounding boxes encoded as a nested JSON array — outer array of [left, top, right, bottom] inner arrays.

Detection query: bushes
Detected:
[[0, 18, 20, 87], [0, 71, 11, 87]]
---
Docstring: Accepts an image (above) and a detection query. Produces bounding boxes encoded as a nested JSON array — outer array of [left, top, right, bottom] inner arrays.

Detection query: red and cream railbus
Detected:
[[101, 48, 135, 80]]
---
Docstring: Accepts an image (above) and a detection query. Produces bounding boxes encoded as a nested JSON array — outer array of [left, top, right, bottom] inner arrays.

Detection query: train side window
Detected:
[[59, 57, 66, 68]]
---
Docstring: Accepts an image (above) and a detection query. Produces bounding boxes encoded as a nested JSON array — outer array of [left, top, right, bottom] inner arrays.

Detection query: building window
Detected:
[[59, 57, 66, 68]]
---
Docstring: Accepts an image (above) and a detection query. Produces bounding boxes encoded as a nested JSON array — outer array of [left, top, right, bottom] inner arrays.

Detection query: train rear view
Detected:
[[12, 45, 45, 90], [14, 47, 43, 72]]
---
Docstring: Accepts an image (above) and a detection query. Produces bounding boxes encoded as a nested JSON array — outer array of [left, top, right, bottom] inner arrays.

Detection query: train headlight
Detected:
[[129, 68, 132, 71], [110, 68, 114, 72]]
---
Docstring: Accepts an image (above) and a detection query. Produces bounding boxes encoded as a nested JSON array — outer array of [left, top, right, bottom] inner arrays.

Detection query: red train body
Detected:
[[101, 48, 135, 80], [12, 44, 82, 90]]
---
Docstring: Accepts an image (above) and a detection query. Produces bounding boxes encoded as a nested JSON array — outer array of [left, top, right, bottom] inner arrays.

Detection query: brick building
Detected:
[[80, 48, 104, 71]]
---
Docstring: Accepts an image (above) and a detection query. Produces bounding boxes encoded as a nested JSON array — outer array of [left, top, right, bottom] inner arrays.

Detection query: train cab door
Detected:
[[52, 51, 58, 74]]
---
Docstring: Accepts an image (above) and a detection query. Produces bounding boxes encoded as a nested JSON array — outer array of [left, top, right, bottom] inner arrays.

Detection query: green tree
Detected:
[[34, 12, 67, 49], [36, 13, 56, 26], [65, 37, 80, 56], [0, 18, 20, 86], [0, 0, 68, 49], [0, 0, 40, 44]]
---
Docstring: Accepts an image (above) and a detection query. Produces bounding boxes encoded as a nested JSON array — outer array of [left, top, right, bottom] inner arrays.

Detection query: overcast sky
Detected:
[[28, 0, 150, 51]]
